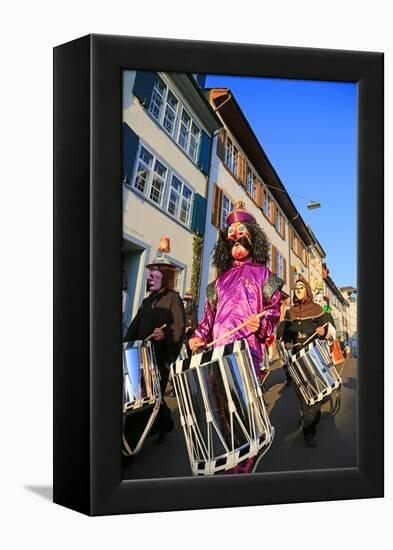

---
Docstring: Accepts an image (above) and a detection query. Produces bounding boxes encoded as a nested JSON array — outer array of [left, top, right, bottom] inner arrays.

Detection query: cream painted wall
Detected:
[[122, 71, 213, 308], [289, 247, 309, 288], [341, 290, 358, 337], [199, 144, 295, 319], [216, 162, 291, 293], [309, 248, 324, 295], [123, 186, 193, 298], [123, 80, 209, 199]]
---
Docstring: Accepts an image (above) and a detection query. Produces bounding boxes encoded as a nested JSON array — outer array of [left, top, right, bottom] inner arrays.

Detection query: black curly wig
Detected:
[[212, 221, 269, 275]]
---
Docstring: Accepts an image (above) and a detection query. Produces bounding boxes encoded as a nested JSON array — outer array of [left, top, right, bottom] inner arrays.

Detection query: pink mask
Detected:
[[146, 268, 163, 292]]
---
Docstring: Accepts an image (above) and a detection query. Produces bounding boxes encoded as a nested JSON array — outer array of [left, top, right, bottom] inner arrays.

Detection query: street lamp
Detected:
[[307, 201, 321, 210]]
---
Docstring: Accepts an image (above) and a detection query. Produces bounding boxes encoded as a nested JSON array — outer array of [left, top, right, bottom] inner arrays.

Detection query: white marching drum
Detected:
[[279, 339, 342, 406], [170, 339, 274, 476], [122, 340, 162, 456]]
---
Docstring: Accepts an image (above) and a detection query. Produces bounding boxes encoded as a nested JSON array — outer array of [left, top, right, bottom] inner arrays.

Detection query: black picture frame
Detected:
[[53, 34, 384, 516]]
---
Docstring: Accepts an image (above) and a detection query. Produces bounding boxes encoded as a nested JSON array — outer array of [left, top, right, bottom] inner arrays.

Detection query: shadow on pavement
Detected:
[[24, 485, 53, 501], [123, 359, 357, 480]]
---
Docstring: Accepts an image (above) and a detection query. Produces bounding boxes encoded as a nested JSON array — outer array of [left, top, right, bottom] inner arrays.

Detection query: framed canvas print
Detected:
[[53, 34, 383, 516]]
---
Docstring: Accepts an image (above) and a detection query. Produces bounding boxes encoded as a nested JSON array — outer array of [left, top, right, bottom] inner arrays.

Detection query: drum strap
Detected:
[[122, 432, 133, 456]]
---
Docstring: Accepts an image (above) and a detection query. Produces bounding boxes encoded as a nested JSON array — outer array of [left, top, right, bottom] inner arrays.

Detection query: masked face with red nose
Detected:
[[146, 267, 163, 292], [227, 222, 252, 261]]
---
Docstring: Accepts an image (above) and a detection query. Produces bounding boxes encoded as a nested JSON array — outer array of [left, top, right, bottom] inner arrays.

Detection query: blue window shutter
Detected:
[[197, 130, 212, 175], [191, 194, 207, 236], [132, 71, 157, 107], [122, 123, 139, 185]]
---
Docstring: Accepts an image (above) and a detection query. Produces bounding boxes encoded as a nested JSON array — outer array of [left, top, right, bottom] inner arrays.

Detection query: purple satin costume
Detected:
[[194, 259, 281, 374]]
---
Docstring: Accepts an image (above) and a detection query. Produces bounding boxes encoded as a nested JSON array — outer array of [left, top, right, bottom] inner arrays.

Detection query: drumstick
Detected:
[[204, 310, 267, 349], [145, 324, 167, 341], [301, 322, 328, 347]]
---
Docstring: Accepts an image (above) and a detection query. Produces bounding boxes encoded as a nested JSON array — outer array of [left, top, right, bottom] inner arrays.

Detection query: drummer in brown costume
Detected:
[[125, 237, 185, 443], [281, 275, 334, 447]]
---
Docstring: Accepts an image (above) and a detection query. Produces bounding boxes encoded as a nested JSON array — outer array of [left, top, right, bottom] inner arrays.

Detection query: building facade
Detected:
[[306, 225, 326, 300], [122, 71, 220, 328], [340, 286, 358, 356], [198, 88, 313, 320], [323, 264, 350, 342]]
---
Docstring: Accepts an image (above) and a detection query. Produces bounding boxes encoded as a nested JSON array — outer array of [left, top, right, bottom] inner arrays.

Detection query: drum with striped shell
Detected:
[[279, 339, 342, 406], [122, 340, 162, 456], [170, 339, 274, 476]]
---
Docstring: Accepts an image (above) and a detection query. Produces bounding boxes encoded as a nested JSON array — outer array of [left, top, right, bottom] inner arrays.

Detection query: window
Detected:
[[173, 267, 184, 293], [221, 194, 234, 230], [178, 109, 201, 161], [149, 159, 167, 205], [168, 175, 182, 217], [134, 147, 153, 194], [270, 245, 284, 278], [263, 191, 271, 218], [246, 167, 256, 199], [133, 145, 193, 226], [149, 78, 166, 121], [178, 109, 191, 150], [225, 138, 238, 175], [189, 122, 200, 161], [276, 251, 284, 279], [148, 79, 201, 163], [275, 208, 282, 234], [134, 147, 167, 205], [162, 90, 178, 135], [167, 174, 193, 226], [180, 185, 192, 225]]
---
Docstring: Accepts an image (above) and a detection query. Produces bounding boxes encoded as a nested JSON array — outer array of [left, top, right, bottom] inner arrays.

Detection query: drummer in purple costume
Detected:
[[190, 202, 283, 377], [189, 203, 283, 474]]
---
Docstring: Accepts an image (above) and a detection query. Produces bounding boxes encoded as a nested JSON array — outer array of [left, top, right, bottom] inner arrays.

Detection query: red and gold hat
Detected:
[[226, 201, 256, 226]]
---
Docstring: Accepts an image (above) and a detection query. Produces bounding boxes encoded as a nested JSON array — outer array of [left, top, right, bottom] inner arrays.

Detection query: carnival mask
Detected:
[[146, 267, 163, 292], [294, 281, 307, 301], [227, 222, 252, 261]]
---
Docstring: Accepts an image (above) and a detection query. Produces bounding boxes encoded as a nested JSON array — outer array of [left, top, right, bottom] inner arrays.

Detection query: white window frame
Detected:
[[148, 77, 167, 122], [132, 144, 168, 208], [276, 250, 284, 279], [179, 184, 193, 226], [162, 89, 179, 136], [148, 76, 203, 165], [246, 166, 256, 199], [166, 173, 194, 228], [220, 194, 234, 230], [225, 137, 239, 176], [275, 207, 282, 234], [149, 158, 167, 207], [263, 190, 271, 218], [149, 79, 181, 138], [133, 146, 154, 195], [176, 106, 201, 162]]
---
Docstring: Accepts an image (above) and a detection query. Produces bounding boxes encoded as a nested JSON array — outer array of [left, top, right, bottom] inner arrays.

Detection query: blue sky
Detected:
[[205, 74, 357, 289]]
